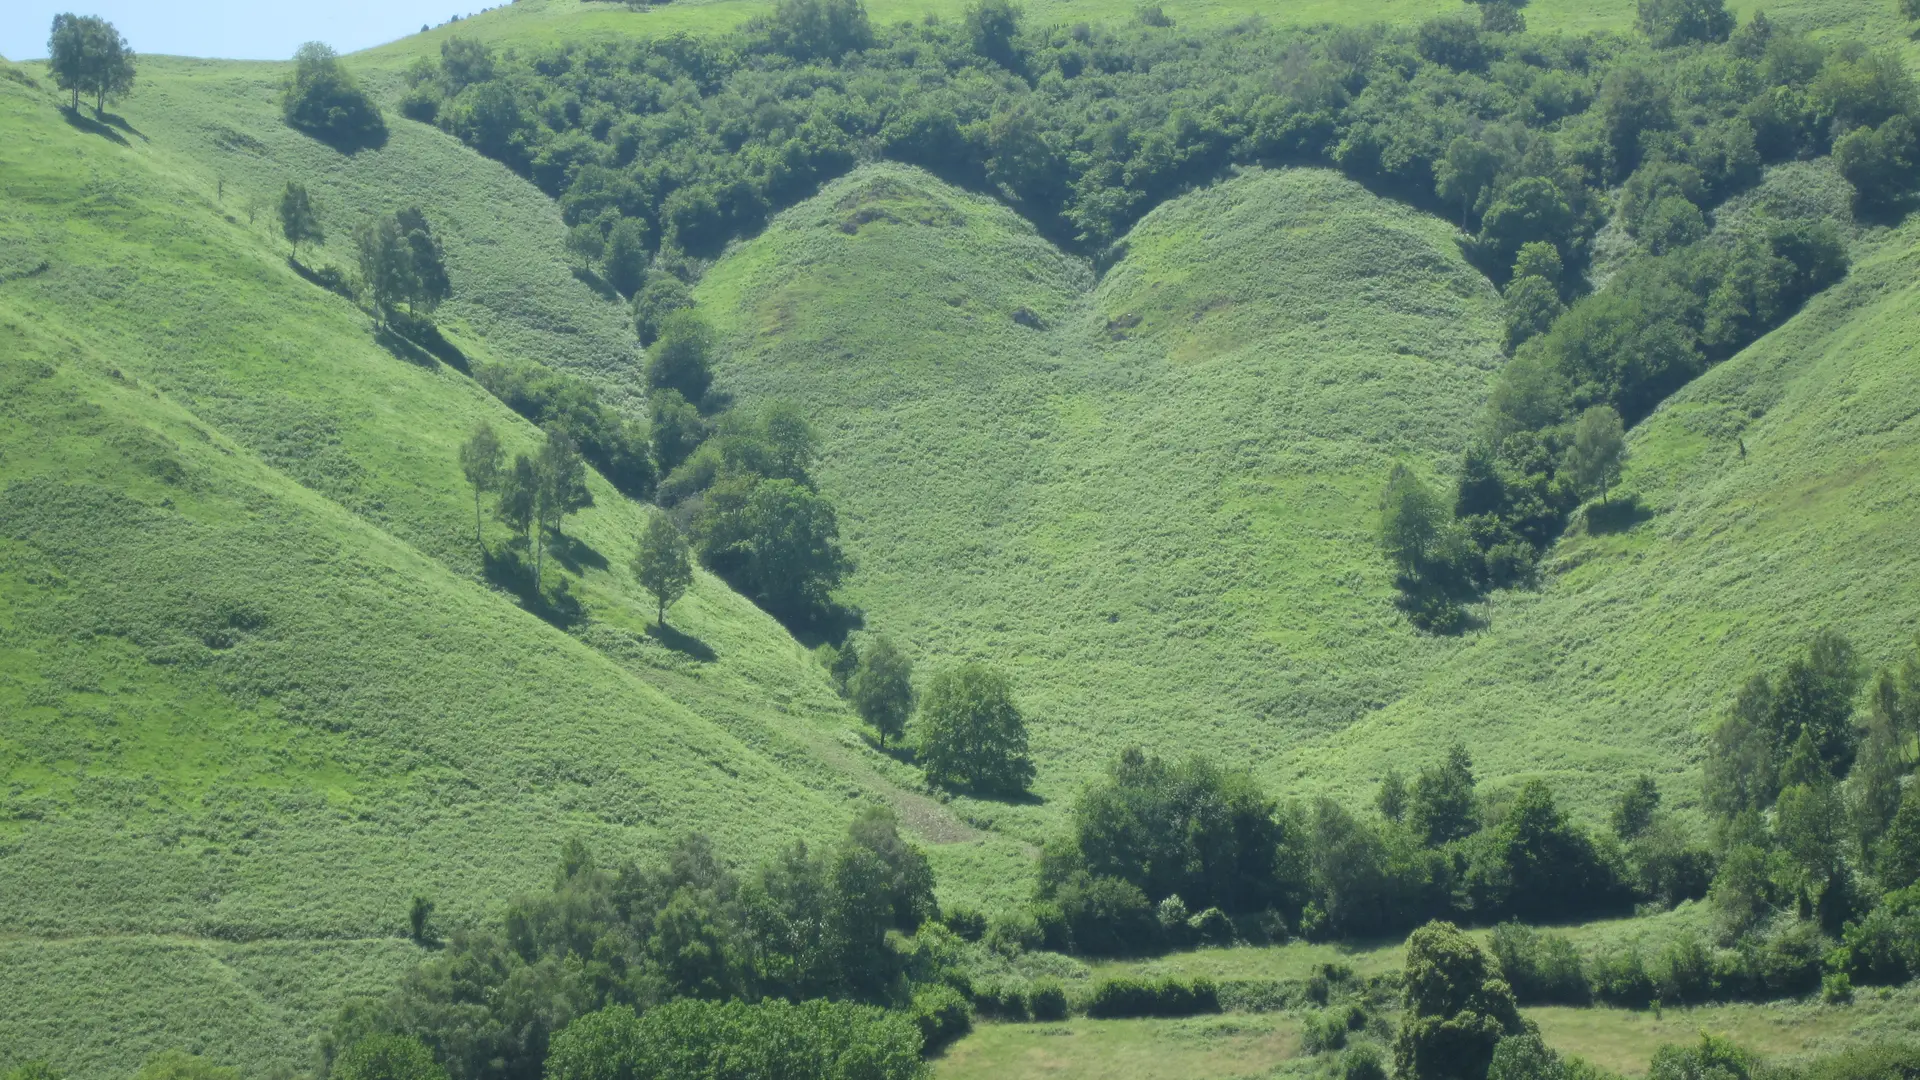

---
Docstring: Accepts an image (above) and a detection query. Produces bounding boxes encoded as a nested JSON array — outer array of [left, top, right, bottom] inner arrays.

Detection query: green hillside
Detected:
[[6, 0, 1920, 1074], [0, 52, 995, 1076], [700, 162, 1505, 837], [1285, 161, 1920, 813]]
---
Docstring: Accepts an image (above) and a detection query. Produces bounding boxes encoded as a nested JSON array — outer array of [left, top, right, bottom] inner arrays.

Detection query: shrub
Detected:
[[1490, 922, 1591, 1005], [1085, 976, 1220, 1018], [970, 980, 1029, 1020], [911, 984, 972, 1053], [943, 906, 987, 942], [282, 42, 386, 148], [1590, 945, 1655, 1008], [1029, 980, 1069, 1021], [1190, 906, 1234, 946], [331, 1036, 446, 1080], [1055, 873, 1158, 955], [1821, 971, 1852, 1003], [984, 908, 1044, 955]]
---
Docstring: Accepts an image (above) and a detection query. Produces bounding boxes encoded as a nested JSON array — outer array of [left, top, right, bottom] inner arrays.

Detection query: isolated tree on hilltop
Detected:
[[279, 182, 324, 260], [47, 14, 135, 114], [458, 420, 501, 548], [850, 635, 915, 748], [632, 510, 693, 627]]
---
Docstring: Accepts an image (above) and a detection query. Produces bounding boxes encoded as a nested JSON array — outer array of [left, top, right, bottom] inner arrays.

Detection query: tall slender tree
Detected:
[[458, 421, 502, 548], [530, 429, 592, 593], [279, 182, 324, 260], [849, 635, 915, 748]]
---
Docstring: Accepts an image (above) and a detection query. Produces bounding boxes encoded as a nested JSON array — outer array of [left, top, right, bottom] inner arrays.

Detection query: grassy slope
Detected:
[[0, 58, 1000, 1078], [699, 163, 1505, 839], [1294, 180, 1920, 815]]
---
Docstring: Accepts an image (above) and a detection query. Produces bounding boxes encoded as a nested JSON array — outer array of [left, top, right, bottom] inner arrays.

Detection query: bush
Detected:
[[1030, 980, 1069, 1021], [282, 42, 386, 148], [943, 906, 987, 942], [1490, 922, 1591, 1005], [1056, 873, 1158, 955], [970, 980, 1029, 1020], [547, 999, 925, 1080], [1085, 976, 1220, 1018], [1821, 971, 1852, 1004], [1303, 1006, 1368, 1054], [332, 1036, 446, 1080], [1189, 906, 1234, 946], [911, 984, 972, 1053], [984, 907, 1045, 956], [1590, 945, 1655, 1008]]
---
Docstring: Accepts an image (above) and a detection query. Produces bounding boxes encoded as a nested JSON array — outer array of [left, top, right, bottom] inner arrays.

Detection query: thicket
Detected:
[[282, 42, 386, 149], [1013, 743, 1653, 957], [319, 808, 939, 1080], [543, 999, 924, 1080]]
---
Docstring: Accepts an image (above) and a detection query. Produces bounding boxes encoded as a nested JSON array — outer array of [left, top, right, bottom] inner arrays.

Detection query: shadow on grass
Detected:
[[786, 601, 866, 650], [289, 257, 356, 300], [570, 264, 622, 301], [1585, 494, 1653, 536], [375, 324, 439, 368], [96, 109, 147, 141], [483, 545, 583, 629], [646, 622, 717, 662], [549, 532, 608, 574], [863, 734, 917, 766], [387, 313, 470, 372], [60, 106, 127, 146]]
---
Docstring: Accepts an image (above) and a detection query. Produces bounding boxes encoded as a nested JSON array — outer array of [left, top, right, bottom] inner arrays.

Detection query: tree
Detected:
[[409, 895, 435, 943], [1637, 0, 1736, 47], [695, 476, 849, 621], [1881, 782, 1920, 889], [1435, 136, 1500, 227], [849, 634, 915, 748], [279, 182, 324, 260], [1835, 115, 1918, 213], [1380, 464, 1447, 575], [1394, 921, 1527, 1080], [1468, 779, 1628, 921], [496, 453, 538, 544], [47, 14, 133, 114], [1378, 767, 1409, 823], [1647, 1036, 1757, 1080], [603, 217, 650, 297], [649, 389, 706, 474], [355, 214, 411, 317], [1410, 743, 1479, 847], [965, 0, 1024, 70], [395, 208, 452, 315], [283, 42, 386, 148], [917, 663, 1034, 795], [1488, 1034, 1565, 1080], [331, 1036, 448, 1080], [632, 511, 693, 627], [458, 421, 502, 548], [646, 309, 716, 404], [1504, 276, 1565, 353], [767, 0, 874, 62], [531, 429, 592, 593], [1565, 405, 1626, 504], [1612, 775, 1661, 841]]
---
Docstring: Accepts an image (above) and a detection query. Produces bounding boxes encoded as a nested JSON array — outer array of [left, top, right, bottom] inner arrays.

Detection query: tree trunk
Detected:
[[534, 524, 545, 594], [473, 488, 484, 548], [71, 87, 79, 110], [657, 595, 665, 627]]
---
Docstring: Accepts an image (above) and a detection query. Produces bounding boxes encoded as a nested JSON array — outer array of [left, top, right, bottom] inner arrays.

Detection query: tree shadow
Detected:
[[59, 106, 128, 146], [95, 109, 147, 141], [482, 545, 583, 629], [786, 601, 866, 649], [386, 313, 470, 372], [288, 257, 356, 300], [1585, 494, 1653, 535], [375, 324, 439, 368], [861, 733, 917, 766], [570, 264, 622, 301], [646, 622, 717, 662], [549, 531, 608, 574]]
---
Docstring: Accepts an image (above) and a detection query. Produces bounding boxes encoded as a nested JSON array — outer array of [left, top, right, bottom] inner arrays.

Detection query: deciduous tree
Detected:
[[918, 663, 1034, 795], [458, 420, 502, 548], [849, 634, 914, 748], [279, 182, 324, 260], [632, 510, 693, 627]]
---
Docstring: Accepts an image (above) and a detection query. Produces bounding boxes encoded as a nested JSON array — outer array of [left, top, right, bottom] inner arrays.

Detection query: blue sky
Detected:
[[3, 2, 487, 62]]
